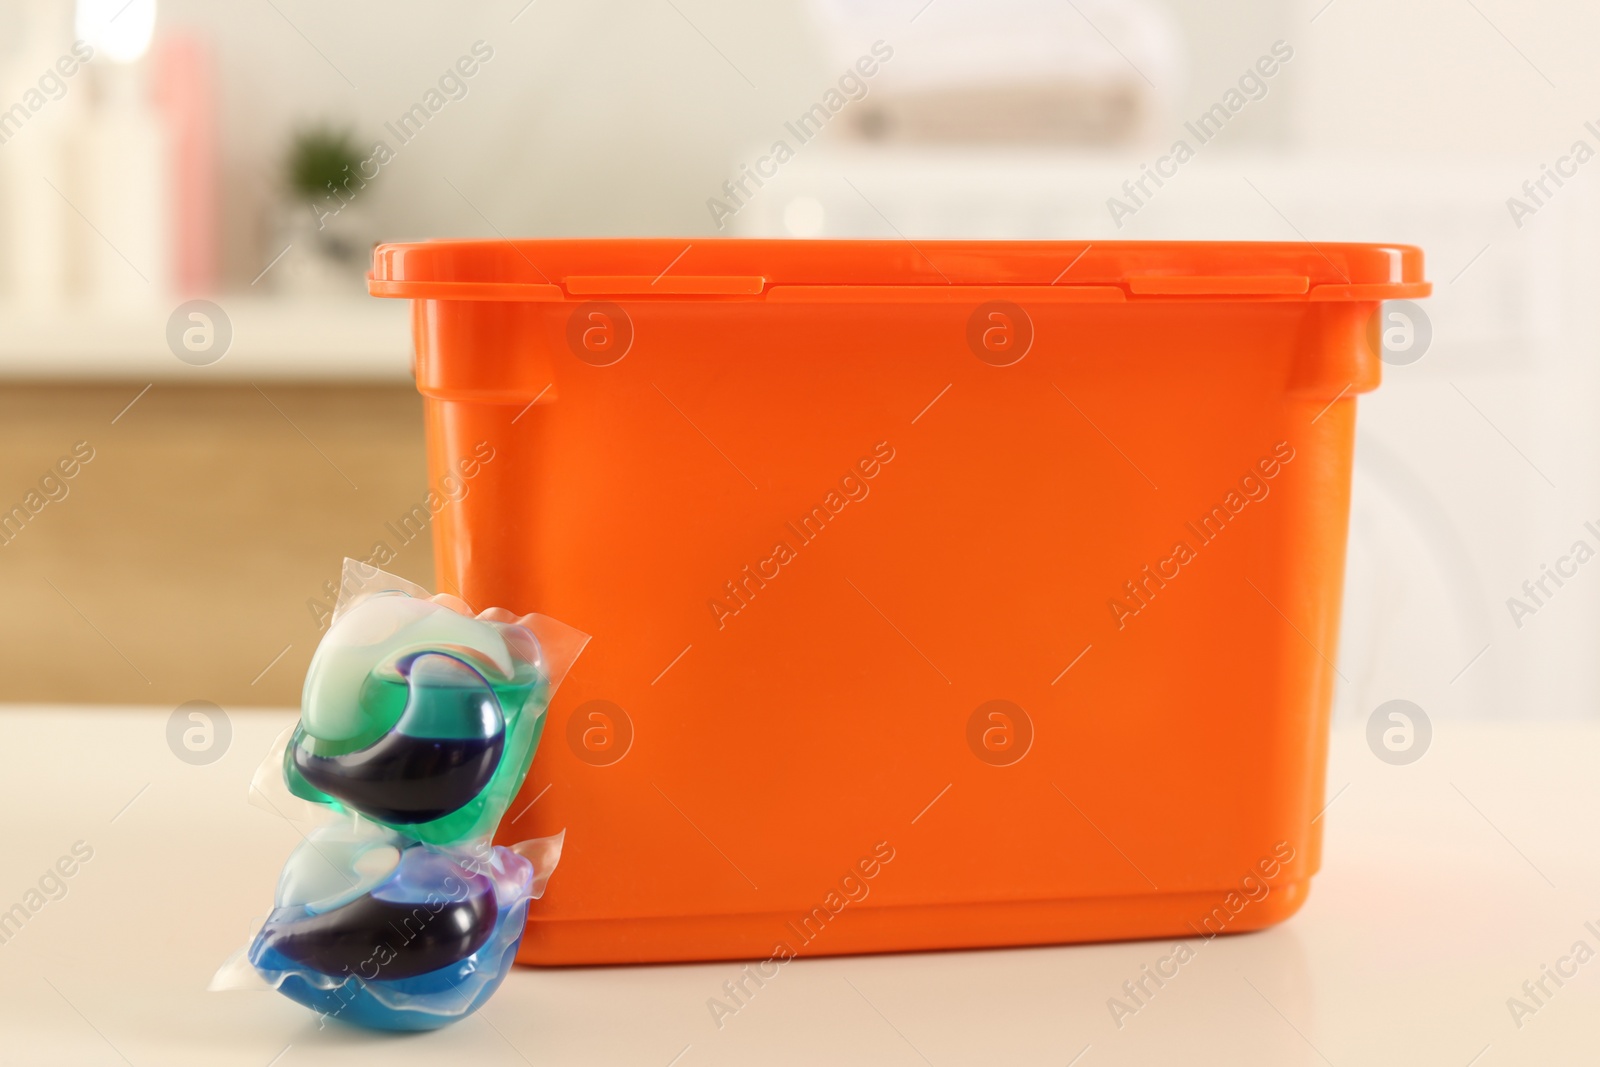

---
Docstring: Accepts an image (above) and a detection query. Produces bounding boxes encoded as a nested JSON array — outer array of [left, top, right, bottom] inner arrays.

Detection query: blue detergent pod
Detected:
[[248, 823, 535, 1030]]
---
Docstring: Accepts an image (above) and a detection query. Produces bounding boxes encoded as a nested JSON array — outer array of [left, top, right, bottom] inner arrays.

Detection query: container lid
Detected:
[[369, 239, 1429, 303]]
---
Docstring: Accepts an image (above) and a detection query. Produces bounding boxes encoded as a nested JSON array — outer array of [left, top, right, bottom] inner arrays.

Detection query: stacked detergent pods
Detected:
[[218, 561, 587, 1030]]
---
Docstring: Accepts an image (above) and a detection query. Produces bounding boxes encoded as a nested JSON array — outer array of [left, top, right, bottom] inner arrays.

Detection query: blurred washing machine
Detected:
[[731, 149, 1600, 723]]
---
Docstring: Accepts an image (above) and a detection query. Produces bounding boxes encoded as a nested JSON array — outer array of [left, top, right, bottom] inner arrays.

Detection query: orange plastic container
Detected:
[[370, 239, 1429, 965]]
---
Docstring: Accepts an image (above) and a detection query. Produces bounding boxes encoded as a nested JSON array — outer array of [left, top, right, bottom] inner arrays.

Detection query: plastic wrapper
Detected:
[[212, 560, 587, 1030]]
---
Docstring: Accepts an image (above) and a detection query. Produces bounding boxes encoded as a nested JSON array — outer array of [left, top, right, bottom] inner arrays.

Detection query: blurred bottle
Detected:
[[74, 0, 169, 306], [0, 0, 79, 307], [76, 58, 171, 305], [151, 33, 217, 297]]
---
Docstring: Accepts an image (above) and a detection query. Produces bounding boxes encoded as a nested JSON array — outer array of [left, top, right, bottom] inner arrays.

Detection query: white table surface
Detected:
[[1, 705, 1595, 1066]]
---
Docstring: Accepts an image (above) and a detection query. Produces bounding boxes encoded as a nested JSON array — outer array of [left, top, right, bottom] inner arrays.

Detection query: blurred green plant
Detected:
[[285, 126, 362, 204]]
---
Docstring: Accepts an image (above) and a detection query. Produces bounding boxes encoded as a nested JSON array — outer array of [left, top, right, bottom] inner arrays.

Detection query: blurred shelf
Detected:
[[0, 296, 413, 382]]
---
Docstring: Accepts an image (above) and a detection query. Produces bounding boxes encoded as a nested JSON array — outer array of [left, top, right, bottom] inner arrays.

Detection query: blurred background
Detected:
[[0, 0, 1594, 728]]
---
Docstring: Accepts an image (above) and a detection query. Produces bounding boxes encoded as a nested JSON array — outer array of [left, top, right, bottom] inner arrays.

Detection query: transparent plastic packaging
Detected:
[[212, 560, 587, 1030]]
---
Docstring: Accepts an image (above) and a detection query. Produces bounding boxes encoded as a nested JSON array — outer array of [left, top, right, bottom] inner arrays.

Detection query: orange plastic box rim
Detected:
[[370, 238, 1428, 302], [371, 238, 1428, 966]]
